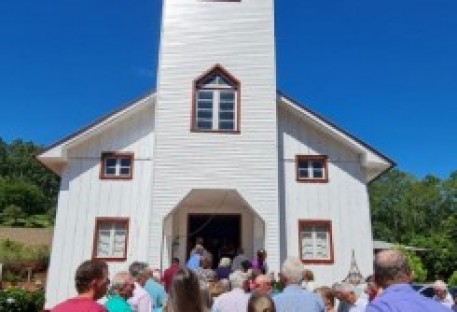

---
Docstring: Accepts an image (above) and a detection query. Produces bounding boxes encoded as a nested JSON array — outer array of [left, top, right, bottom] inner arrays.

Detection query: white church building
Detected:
[[38, 0, 394, 308]]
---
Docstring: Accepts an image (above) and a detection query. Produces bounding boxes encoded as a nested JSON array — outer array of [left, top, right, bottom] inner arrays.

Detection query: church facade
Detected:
[[38, 0, 394, 308]]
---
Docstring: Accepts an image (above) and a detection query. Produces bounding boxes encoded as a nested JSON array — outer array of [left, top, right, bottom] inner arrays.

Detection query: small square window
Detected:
[[100, 152, 134, 180], [299, 220, 333, 264], [296, 155, 328, 183], [93, 218, 129, 261]]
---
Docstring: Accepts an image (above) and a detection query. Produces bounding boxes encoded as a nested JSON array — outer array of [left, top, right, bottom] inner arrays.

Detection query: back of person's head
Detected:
[[109, 271, 134, 299], [229, 270, 248, 289], [281, 257, 304, 285], [248, 293, 276, 312], [314, 286, 335, 311], [303, 269, 314, 282], [168, 268, 205, 312], [172, 257, 180, 265], [241, 259, 252, 272], [374, 249, 411, 288], [75, 259, 108, 295], [129, 261, 149, 285]]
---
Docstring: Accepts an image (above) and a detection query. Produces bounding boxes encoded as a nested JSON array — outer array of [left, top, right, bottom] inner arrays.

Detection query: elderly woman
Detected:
[[215, 257, 232, 280], [105, 271, 135, 312]]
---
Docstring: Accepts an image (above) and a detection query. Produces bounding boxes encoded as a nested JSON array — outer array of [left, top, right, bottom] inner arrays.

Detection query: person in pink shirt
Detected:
[[51, 259, 109, 312]]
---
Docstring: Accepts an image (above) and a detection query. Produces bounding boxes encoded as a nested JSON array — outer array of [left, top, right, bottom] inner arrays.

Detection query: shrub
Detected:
[[0, 287, 45, 312], [448, 271, 457, 287]]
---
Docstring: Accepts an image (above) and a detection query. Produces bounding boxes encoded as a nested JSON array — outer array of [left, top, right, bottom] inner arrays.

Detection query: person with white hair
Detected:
[[215, 257, 232, 280], [433, 280, 453, 308], [212, 270, 250, 312], [128, 261, 152, 312], [272, 257, 324, 312], [106, 271, 135, 312]]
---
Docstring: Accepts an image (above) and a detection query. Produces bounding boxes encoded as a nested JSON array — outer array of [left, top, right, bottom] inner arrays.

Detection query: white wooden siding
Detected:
[[278, 104, 374, 287], [44, 103, 155, 309], [152, 0, 280, 270]]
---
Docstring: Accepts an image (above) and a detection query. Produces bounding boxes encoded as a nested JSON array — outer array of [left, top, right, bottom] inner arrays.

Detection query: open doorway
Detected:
[[187, 214, 241, 268]]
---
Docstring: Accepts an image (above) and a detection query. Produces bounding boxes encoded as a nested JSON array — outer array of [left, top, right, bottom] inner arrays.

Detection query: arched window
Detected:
[[192, 65, 240, 132]]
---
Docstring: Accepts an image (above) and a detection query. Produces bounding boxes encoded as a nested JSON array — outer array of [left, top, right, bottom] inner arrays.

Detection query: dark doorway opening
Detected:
[[187, 214, 241, 268]]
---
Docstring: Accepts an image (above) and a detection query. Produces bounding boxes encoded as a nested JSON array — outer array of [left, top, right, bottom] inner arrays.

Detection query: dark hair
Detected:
[[374, 250, 411, 288], [129, 261, 149, 279], [248, 293, 276, 312], [167, 268, 205, 312], [172, 257, 180, 264], [241, 259, 252, 272], [75, 259, 108, 294]]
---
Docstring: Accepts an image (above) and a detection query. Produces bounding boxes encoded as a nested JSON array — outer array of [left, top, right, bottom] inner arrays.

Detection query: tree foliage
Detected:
[[370, 169, 457, 280], [0, 138, 59, 227]]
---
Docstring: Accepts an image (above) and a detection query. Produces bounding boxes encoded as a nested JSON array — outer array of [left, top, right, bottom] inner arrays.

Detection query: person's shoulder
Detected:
[[52, 298, 106, 312]]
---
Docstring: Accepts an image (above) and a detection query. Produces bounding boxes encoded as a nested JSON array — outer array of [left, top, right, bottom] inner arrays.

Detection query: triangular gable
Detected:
[[277, 91, 395, 182], [36, 91, 155, 175]]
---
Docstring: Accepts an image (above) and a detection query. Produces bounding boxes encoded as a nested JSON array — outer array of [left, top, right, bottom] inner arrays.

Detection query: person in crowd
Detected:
[[251, 249, 268, 274], [366, 249, 450, 312], [208, 279, 230, 299], [105, 271, 135, 312], [248, 293, 276, 312], [303, 269, 316, 291], [200, 281, 213, 311], [190, 237, 212, 262], [433, 280, 453, 308], [251, 274, 273, 296], [195, 256, 217, 283], [144, 266, 167, 311], [128, 262, 152, 312], [240, 259, 253, 273], [162, 258, 180, 293], [165, 267, 206, 312], [51, 259, 109, 312], [187, 244, 205, 271], [314, 286, 335, 312], [272, 257, 324, 312], [331, 283, 350, 312], [212, 270, 251, 312], [231, 248, 248, 272], [337, 283, 367, 312], [215, 257, 232, 280], [364, 275, 378, 302]]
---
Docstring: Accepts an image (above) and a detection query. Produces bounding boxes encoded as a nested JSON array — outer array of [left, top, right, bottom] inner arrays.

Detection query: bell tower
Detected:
[[151, 0, 280, 271]]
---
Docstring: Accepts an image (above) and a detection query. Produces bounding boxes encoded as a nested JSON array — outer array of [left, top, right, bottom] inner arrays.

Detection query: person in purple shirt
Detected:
[[366, 249, 450, 312]]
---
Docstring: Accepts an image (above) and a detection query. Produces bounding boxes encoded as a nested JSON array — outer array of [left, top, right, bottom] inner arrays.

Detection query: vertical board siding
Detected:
[[152, 0, 280, 270], [278, 105, 374, 286], [44, 104, 155, 309]]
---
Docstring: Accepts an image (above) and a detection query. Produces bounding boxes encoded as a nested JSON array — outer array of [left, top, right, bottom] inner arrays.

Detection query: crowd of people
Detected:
[[51, 245, 457, 312]]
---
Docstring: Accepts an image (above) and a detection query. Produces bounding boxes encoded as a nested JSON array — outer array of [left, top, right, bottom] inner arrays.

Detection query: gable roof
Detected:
[[277, 91, 395, 182], [36, 90, 394, 182], [36, 91, 155, 174]]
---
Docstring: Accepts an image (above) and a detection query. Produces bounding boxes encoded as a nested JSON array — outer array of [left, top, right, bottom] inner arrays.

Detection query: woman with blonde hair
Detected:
[[248, 293, 276, 312]]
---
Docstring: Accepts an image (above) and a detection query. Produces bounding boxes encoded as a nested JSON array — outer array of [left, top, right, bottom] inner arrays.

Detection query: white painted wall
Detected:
[[278, 104, 374, 287], [44, 103, 155, 309], [152, 0, 280, 270]]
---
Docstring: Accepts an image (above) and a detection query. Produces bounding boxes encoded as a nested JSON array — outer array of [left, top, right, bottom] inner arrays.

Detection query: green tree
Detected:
[[0, 205, 26, 226]]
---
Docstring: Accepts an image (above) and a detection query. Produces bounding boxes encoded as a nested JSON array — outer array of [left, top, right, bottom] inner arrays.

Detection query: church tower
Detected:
[[151, 0, 281, 270]]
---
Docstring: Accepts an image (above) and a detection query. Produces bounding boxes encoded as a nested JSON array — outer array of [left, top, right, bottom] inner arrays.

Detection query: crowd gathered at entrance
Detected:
[[51, 242, 456, 312]]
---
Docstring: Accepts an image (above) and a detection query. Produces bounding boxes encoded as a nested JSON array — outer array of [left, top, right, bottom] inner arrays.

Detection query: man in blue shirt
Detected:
[[366, 249, 450, 312], [273, 257, 324, 312]]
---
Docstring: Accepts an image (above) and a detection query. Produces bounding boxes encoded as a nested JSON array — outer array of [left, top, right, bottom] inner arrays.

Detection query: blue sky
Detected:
[[1, 1, 456, 179]]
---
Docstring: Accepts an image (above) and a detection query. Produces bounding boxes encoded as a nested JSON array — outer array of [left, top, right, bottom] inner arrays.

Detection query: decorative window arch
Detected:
[[192, 65, 240, 133]]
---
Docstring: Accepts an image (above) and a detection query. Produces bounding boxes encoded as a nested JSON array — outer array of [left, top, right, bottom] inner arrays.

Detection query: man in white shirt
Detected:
[[128, 261, 153, 312]]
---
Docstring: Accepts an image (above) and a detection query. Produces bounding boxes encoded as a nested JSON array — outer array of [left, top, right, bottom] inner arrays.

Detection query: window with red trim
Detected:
[[100, 152, 133, 180], [296, 155, 328, 183], [93, 218, 129, 261], [299, 220, 334, 264], [192, 65, 240, 133]]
